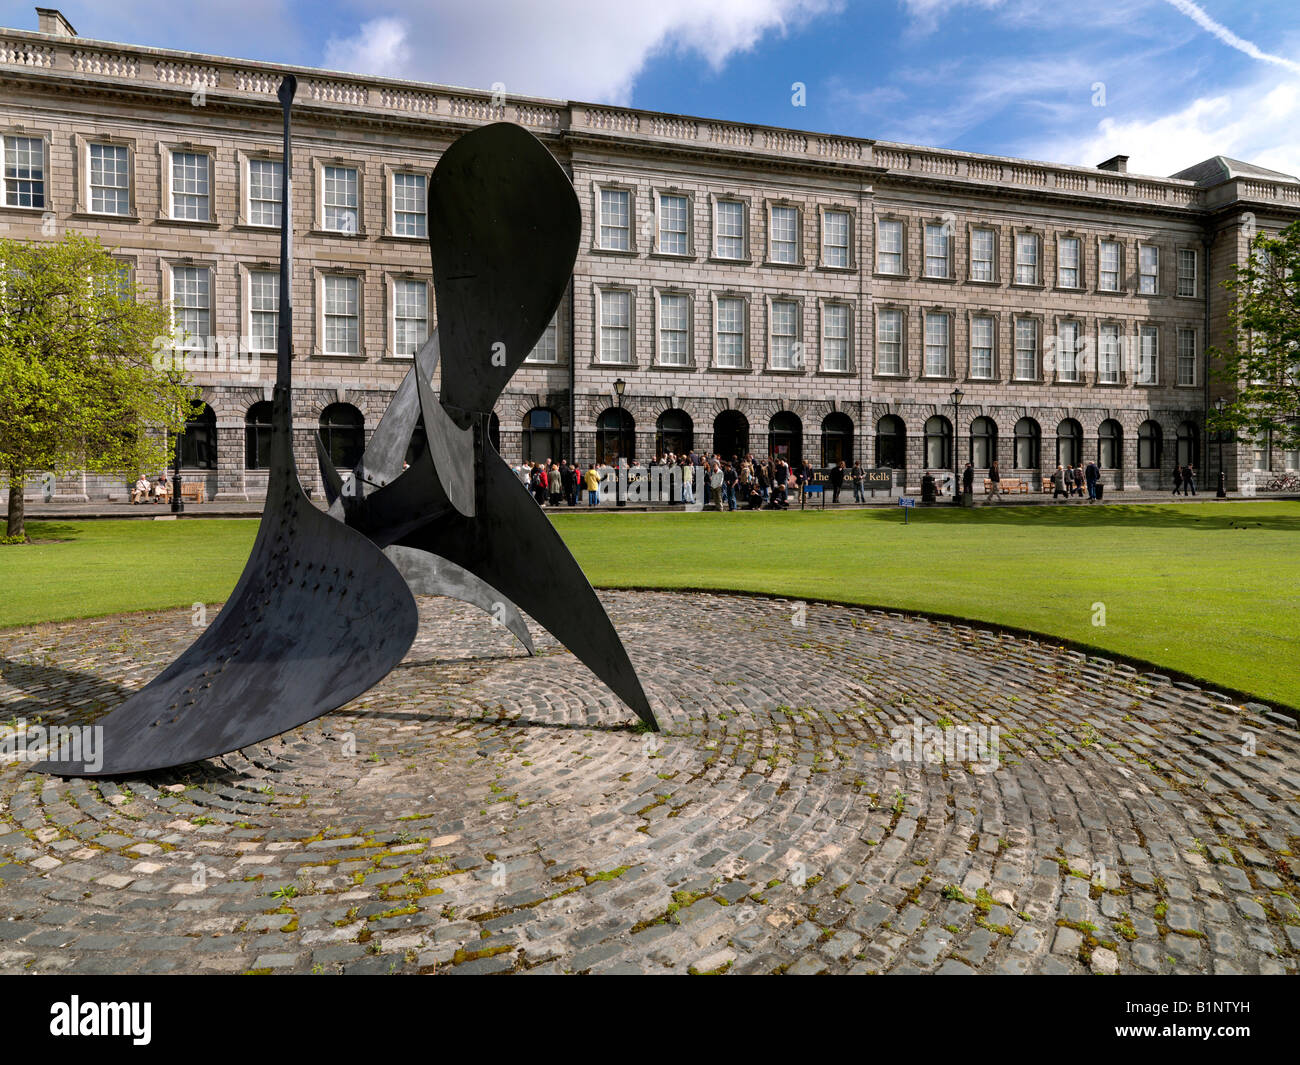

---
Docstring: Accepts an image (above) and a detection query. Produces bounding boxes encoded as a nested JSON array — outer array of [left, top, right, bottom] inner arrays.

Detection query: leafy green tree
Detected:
[[0, 233, 197, 539], [1208, 220, 1300, 460]]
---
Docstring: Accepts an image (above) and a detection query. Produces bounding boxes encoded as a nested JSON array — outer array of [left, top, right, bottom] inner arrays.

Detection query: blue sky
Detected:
[[5, 0, 1300, 177]]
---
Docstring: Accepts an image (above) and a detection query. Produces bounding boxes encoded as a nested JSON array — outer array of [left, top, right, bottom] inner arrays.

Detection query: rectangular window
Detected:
[[3, 136, 45, 208], [1014, 233, 1039, 284], [876, 309, 902, 374], [822, 303, 849, 372], [1177, 248, 1197, 297], [1057, 320, 1080, 381], [248, 270, 279, 353], [769, 205, 799, 264], [599, 289, 631, 363], [1098, 323, 1120, 383], [970, 315, 994, 379], [715, 296, 746, 368], [89, 143, 130, 215], [323, 275, 360, 355], [599, 188, 630, 250], [970, 227, 995, 281], [323, 166, 359, 233], [715, 200, 746, 259], [1014, 318, 1038, 380], [658, 293, 689, 366], [1099, 239, 1121, 291], [1138, 324, 1158, 383], [658, 193, 688, 255], [769, 300, 799, 369], [1058, 236, 1080, 288], [171, 266, 210, 348], [171, 151, 210, 221], [822, 209, 850, 268], [877, 219, 903, 273], [924, 311, 950, 377], [924, 223, 950, 278], [526, 317, 558, 364], [1139, 244, 1159, 294], [1177, 327, 1196, 386], [392, 173, 427, 238], [393, 279, 427, 356], [247, 159, 283, 227]]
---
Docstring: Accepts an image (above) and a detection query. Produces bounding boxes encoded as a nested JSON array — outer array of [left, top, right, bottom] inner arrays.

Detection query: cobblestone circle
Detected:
[[2, 591, 1298, 975]]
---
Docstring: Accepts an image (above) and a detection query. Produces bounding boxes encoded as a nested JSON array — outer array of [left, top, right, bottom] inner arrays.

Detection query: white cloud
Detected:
[[1026, 76, 1300, 177], [1162, 0, 1300, 76], [897, 0, 1005, 34], [318, 0, 842, 104]]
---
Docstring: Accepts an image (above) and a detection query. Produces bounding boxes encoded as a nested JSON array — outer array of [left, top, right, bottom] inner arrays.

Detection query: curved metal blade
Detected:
[[429, 123, 580, 418], [384, 545, 534, 655], [354, 330, 442, 493], [395, 441, 657, 731]]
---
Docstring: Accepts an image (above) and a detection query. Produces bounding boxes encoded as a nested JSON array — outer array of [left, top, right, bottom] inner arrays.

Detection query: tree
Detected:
[[1208, 220, 1300, 459], [0, 233, 197, 540]]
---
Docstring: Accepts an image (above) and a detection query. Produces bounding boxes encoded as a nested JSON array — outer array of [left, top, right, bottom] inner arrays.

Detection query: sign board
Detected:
[[898, 496, 916, 507]]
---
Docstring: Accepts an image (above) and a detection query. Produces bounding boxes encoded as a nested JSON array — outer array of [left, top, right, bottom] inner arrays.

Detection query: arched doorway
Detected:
[[876, 415, 905, 469], [1056, 418, 1083, 467], [319, 403, 365, 470], [1138, 420, 1162, 469], [713, 409, 748, 460], [655, 409, 693, 457], [1014, 417, 1041, 470], [596, 408, 634, 464], [1098, 419, 1122, 469], [244, 401, 273, 470], [769, 411, 802, 465], [522, 407, 561, 464], [176, 402, 217, 470], [924, 415, 952, 470], [970, 416, 997, 468], [821, 412, 854, 466], [1176, 420, 1199, 467]]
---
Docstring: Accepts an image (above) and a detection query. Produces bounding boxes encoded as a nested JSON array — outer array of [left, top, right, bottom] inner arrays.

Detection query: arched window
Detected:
[[821, 412, 854, 466], [970, 416, 997, 468], [924, 415, 952, 470], [769, 411, 802, 465], [656, 408, 693, 457], [713, 410, 748, 460], [1014, 417, 1041, 469], [1137, 419, 1162, 469], [488, 412, 501, 454], [596, 408, 634, 464], [320, 403, 365, 470], [1176, 420, 1199, 467], [177, 402, 217, 470], [1287, 421, 1300, 471], [876, 415, 906, 469], [1098, 419, 1122, 469], [522, 407, 562, 464], [244, 401, 273, 470], [1056, 418, 1083, 467]]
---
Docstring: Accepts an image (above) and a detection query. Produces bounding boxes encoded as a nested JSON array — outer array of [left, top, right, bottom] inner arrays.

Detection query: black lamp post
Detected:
[[170, 413, 185, 514], [950, 386, 964, 505], [1215, 396, 1227, 498], [613, 377, 626, 508]]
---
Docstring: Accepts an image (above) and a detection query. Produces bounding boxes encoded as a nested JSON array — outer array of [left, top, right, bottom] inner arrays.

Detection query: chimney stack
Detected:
[[1096, 154, 1129, 174], [36, 8, 78, 37]]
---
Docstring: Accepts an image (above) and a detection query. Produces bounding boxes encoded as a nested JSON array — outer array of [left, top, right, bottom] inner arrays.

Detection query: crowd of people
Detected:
[[511, 452, 874, 509]]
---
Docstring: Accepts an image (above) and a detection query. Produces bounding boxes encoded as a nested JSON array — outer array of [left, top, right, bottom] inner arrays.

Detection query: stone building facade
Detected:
[[3, 8, 1298, 501]]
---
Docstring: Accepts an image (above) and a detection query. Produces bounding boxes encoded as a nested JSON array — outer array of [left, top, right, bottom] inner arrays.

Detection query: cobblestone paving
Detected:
[[1, 591, 1298, 975]]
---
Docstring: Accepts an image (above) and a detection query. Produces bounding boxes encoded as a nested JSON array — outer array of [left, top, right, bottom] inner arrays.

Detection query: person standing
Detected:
[[831, 460, 846, 504], [1185, 464, 1197, 495], [987, 460, 1001, 503], [1085, 459, 1099, 501], [722, 462, 738, 511], [1051, 464, 1066, 500], [961, 462, 974, 503], [1172, 463, 1184, 496], [851, 460, 864, 503], [584, 463, 601, 506]]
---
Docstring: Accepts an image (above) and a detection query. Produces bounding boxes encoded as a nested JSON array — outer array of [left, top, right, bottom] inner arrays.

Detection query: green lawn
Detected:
[[3, 502, 1299, 708]]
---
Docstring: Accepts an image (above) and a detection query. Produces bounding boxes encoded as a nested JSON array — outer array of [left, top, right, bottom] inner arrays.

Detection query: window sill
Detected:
[[873, 271, 908, 281], [920, 274, 957, 283], [590, 246, 638, 257], [1008, 282, 1044, 291], [1052, 379, 1088, 386], [815, 264, 856, 274], [312, 350, 368, 360], [0, 203, 49, 216], [708, 256, 753, 266], [709, 364, 753, 373], [964, 277, 999, 286], [1173, 293, 1201, 301], [1095, 380, 1125, 387], [764, 367, 807, 375], [1052, 285, 1086, 294], [154, 216, 220, 228], [873, 372, 909, 380], [1094, 288, 1128, 296], [309, 228, 369, 240], [1011, 377, 1044, 385], [588, 361, 638, 370], [648, 252, 696, 263], [377, 232, 429, 244], [761, 260, 806, 270], [815, 369, 854, 377], [67, 211, 139, 223], [652, 362, 698, 371], [231, 222, 282, 234], [964, 376, 998, 384]]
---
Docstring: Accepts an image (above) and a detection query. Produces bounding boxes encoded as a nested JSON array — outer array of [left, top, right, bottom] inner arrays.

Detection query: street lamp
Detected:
[[950, 386, 964, 505], [613, 377, 626, 508], [170, 414, 185, 515], [1215, 396, 1227, 498]]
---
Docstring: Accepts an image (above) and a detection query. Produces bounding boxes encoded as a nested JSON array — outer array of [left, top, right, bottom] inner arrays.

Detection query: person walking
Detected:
[[851, 460, 864, 503], [830, 460, 845, 504], [1085, 459, 1099, 501], [961, 462, 974, 503], [1051, 464, 1066, 500], [722, 462, 738, 511], [1185, 464, 1197, 495], [584, 463, 601, 506], [1172, 463, 1184, 496], [987, 460, 1001, 503]]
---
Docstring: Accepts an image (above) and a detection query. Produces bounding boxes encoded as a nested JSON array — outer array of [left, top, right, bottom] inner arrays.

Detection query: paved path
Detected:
[[1, 592, 1297, 974]]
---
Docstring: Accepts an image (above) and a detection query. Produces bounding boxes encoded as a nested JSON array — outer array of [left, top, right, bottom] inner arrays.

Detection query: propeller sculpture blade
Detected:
[[37, 93, 656, 778], [38, 75, 419, 776]]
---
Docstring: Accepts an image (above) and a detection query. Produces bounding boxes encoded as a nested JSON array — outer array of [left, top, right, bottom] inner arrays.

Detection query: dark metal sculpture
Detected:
[[38, 75, 655, 778]]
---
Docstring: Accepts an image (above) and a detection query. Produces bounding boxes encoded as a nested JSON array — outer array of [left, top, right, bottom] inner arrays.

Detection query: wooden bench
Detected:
[[181, 482, 206, 504], [984, 478, 1027, 494]]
